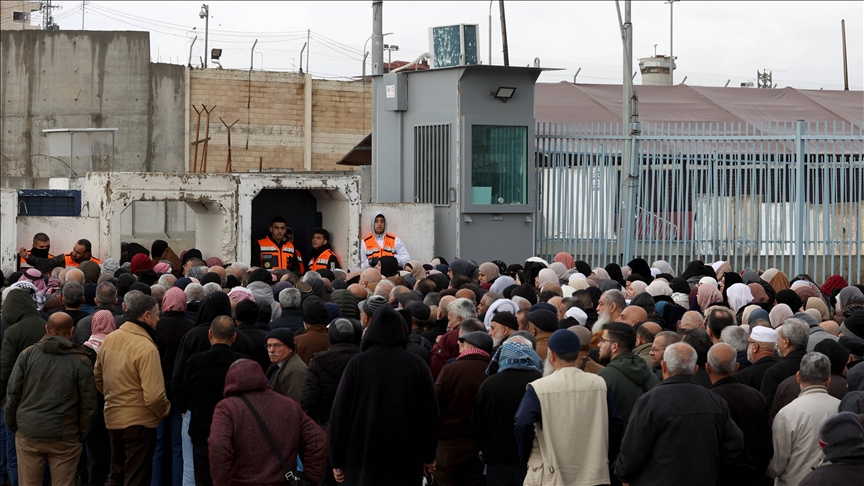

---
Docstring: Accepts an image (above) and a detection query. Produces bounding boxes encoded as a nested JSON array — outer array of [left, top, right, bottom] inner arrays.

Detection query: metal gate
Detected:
[[535, 121, 864, 282]]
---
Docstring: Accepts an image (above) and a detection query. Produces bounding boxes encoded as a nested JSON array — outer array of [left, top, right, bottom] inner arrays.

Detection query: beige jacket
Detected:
[[767, 385, 840, 486], [525, 367, 610, 486], [94, 322, 171, 429]]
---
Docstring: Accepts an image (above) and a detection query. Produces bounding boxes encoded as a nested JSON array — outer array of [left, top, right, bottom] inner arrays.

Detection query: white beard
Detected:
[[492, 334, 504, 349], [543, 354, 554, 377], [592, 309, 611, 334]]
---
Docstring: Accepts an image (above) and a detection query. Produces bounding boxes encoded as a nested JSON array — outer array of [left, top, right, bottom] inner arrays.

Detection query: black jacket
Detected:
[[269, 308, 304, 334], [760, 349, 806, 408], [179, 344, 247, 445], [154, 311, 195, 400], [420, 317, 448, 344], [300, 343, 360, 426], [734, 355, 778, 391], [171, 324, 254, 405], [709, 376, 774, 486], [614, 374, 745, 486], [471, 368, 542, 465], [236, 323, 270, 372], [735, 350, 752, 372]]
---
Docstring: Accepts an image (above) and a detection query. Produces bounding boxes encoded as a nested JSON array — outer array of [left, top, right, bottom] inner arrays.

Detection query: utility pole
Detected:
[[42, 1, 59, 30], [499, 0, 509, 66], [616, 0, 640, 261], [82, 1, 87, 30], [488, 0, 493, 65], [306, 29, 311, 74], [199, 4, 209, 68], [371, 0, 383, 203], [842, 19, 849, 90], [665, 0, 678, 84]]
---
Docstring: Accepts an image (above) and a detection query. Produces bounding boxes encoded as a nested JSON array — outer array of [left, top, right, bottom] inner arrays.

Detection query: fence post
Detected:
[[794, 120, 806, 275]]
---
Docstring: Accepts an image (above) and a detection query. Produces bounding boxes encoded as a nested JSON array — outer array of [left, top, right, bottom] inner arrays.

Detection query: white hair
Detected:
[[663, 342, 697, 376], [447, 298, 477, 321], [374, 279, 395, 299], [720, 326, 748, 353], [157, 274, 176, 288], [184, 283, 205, 303], [202, 282, 222, 296]]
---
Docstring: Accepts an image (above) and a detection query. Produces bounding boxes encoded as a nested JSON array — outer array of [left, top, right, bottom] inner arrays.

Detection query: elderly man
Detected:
[[706, 343, 773, 486], [632, 322, 661, 367], [265, 328, 307, 404], [735, 326, 779, 391], [614, 343, 744, 486], [649, 331, 682, 380], [761, 318, 809, 408], [489, 312, 519, 350], [720, 325, 752, 372], [434, 331, 492, 486], [597, 322, 659, 426], [526, 309, 558, 361], [515, 330, 622, 486], [430, 298, 476, 379], [72, 282, 118, 344], [619, 306, 647, 327], [679, 311, 705, 330], [294, 298, 331, 365], [472, 340, 543, 486], [768, 352, 841, 486], [592, 290, 626, 333], [706, 307, 736, 343]]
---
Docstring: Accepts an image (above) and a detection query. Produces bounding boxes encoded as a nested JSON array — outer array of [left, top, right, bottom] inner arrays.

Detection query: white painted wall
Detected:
[[360, 203, 435, 268], [16, 216, 100, 259], [0, 189, 18, 269]]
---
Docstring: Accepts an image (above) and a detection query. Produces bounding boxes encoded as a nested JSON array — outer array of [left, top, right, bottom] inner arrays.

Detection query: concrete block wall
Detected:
[[188, 69, 371, 173]]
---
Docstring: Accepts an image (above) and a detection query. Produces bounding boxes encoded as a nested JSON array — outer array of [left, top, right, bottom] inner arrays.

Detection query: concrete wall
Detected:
[[360, 204, 436, 268], [16, 215, 101, 260], [0, 30, 186, 179], [188, 69, 371, 173], [0, 189, 17, 269]]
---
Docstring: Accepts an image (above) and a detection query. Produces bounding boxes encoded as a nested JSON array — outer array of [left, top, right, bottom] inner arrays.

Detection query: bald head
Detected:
[[620, 306, 648, 326], [46, 312, 74, 338], [210, 266, 227, 285], [65, 268, 85, 284], [348, 283, 368, 301], [360, 268, 382, 287], [679, 311, 704, 330], [636, 321, 662, 347], [209, 315, 236, 343], [820, 320, 840, 336], [455, 288, 476, 303], [706, 342, 738, 380], [437, 295, 456, 319]]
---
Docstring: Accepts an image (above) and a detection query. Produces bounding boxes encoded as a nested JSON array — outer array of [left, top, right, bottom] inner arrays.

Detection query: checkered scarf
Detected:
[[486, 341, 543, 376]]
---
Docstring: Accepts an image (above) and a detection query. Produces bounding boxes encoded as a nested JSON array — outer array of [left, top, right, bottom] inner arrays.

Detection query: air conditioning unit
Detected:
[[428, 24, 479, 69]]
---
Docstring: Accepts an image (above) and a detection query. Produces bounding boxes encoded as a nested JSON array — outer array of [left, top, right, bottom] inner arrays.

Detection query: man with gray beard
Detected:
[[489, 312, 519, 350], [592, 290, 626, 333]]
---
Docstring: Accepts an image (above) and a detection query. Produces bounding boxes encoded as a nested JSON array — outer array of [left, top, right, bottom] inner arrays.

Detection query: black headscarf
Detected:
[[511, 283, 538, 306], [523, 261, 547, 291], [814, 340, 851, 376], [586, 287, 603, 309], [776, 289, 803, 313], [598, 280, 621, 292], [361, 305, 408, 351], [575, 261, 593, 277], [182, 248, 203, 267], [627, 258, 654, 284], [379, 256, 400, 278], [604, 263, 625, 286], [627, 273, 646, 284], [449, 259, 474, 278], [671, 278, 692, 295], [194, 292, 232, 326], [680, 260, 706, 281], [126, 242, 150, 261]]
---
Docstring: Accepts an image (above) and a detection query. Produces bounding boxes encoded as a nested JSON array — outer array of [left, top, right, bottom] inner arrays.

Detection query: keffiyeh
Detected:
[[486, 341, 544, 376]]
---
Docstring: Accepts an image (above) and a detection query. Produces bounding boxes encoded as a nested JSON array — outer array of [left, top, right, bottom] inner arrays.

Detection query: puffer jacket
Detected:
[[0, 289, 47, 406], [4, 335, 96, 442], [597, 351, 660, 425], [329, 290, 360, 321], [301, 343, 360, 426]]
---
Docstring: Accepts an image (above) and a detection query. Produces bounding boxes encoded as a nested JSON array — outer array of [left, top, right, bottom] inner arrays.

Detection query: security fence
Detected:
[[535, 121, 864, 282]]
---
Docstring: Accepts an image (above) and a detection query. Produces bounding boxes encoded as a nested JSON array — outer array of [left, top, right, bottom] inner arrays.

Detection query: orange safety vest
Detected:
[[257, 237, 303, 272], [308, 249, 340, 272], [363, 232, 397, 261], [64, 254, 102, 268]]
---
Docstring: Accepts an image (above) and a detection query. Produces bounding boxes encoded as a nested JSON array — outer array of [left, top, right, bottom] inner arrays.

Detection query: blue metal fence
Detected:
[[535, 121, 864, 282]]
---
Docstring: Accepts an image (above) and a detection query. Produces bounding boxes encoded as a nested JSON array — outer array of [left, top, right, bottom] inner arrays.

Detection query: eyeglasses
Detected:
[[598, 337, 617, 346]]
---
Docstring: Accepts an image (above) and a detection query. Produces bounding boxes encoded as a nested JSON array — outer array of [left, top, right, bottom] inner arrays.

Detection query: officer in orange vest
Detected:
[[251, 217, 304, 273], [307, 228, 341, 272], [19, 238, 101, 270], [360, 212, 410, 269], [17, 232, 53, 270]]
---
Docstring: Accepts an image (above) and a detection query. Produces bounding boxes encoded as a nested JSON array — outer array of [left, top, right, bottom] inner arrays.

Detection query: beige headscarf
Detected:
[[479, 262, 500, 283], [406, 260, 425, 281]]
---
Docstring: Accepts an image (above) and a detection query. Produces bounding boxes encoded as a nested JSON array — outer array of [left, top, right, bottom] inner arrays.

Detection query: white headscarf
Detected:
[[727, 283, 754, 314], [646, 280, 672, 297], [484, 299, 520, 332]]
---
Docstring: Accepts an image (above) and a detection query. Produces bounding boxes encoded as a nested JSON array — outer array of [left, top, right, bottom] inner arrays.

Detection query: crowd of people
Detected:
[[1, 232, 864, 486]]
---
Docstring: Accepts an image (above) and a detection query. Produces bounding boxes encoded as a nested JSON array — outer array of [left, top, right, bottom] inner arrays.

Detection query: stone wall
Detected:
[[188, 69, 371, 173]]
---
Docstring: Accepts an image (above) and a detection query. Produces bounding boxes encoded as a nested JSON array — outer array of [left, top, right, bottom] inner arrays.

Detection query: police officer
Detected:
[[251, 217, 304, 273]]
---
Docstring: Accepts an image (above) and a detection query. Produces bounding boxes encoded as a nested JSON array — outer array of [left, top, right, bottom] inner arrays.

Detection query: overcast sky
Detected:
[[48, 1, 863, 90]]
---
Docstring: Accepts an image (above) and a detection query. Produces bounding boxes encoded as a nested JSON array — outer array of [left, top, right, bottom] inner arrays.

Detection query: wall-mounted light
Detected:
[[491, 86, 516, 102], [210, 48, 222, 60]]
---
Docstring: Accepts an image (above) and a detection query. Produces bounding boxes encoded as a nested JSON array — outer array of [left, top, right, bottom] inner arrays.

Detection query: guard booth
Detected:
[[373, 63, 544, 263]]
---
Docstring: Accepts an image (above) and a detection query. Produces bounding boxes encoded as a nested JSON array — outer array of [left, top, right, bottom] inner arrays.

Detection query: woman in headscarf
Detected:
[[726, 283, 755, 321], [769, 304, 794, 329], [645, 280, 672, 298], [573, 261, 592, 278], [568, 276, 590, 291], [720, 272, 743, 307], [680, 260, 706, 283], [598, 280, 621, 293], [77, 260, 101, 285], [747, 283, 772, 312], [548, 262, 569, 285], [625, 280, 648, 301], [604, 263, 625, 286], [536, 268, 558, 289], [405, 260, 426, 283], [651, 260, 675, 277], [553, 252, 575, 271], [711, 261, 733, 279], [489, 276, 516, 295], [206, 256, 224, 268], [449, 258, 475, 279], [478, 262, 501, 290], [130, 253, 154, 274], [761, 268, 791, 293], [821, 275, 849, 299], [84, 310, 117, 354], [696, 284, 724, 313], [776, 289, 803, 313], [834, 286, 864, 323], [591, 267, 611, 281], [620, 266, 631, 280], [805, 297, 831, 322], [740, 305, 759, 327], [627, 258, 654, 284]]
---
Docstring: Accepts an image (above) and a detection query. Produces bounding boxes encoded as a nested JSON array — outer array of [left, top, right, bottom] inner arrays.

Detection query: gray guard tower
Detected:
[[372, 64, 543, 264]]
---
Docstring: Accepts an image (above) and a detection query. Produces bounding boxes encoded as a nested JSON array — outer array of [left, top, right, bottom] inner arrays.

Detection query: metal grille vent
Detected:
[[414, 124, 451, 206]]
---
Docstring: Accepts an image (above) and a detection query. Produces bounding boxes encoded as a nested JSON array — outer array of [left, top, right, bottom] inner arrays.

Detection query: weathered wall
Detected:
[[17, 215, 101, 259], [188, 69, 370, 173], [0, 30, 186, 178], [360, 204, 436, 268], [0, 189, 17, 269]]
